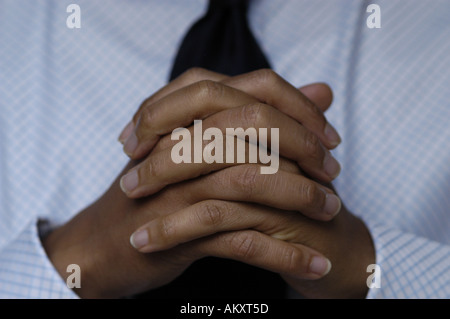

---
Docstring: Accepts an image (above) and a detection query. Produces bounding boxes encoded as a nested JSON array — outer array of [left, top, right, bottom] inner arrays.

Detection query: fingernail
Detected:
[[118, 121, 134, 144], [123, 132, 138, 156], [324, 193, 341, 217], [309, 256, 332, 276], [130, 230, 149, 249], [120, 170, 139, 193], [324, 123, 341, 147], [323, 151, 341, 179]]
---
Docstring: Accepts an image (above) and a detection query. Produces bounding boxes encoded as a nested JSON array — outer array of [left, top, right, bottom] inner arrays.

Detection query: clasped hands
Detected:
[[43, 68, 374, 299]]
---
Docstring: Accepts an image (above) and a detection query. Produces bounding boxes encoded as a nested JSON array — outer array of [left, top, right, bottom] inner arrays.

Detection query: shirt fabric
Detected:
[[0, 0, 449, 299]]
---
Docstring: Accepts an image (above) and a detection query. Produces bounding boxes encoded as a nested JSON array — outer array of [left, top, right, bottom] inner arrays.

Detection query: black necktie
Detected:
[[138, 0, 285, 298], [169, 0, 270, 80]]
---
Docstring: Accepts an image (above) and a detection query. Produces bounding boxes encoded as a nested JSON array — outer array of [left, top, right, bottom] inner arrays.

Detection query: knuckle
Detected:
[[240, 103, 266, 128], [229, 231, 259, 259], [283, 247, 305, 274], [197, 201, 226, 227], [134, 106, 147, 124], [182, 67, 208, 82], [233, 165, 260, 196], [139, 106, 156, 130], [304, 98, 324, 119], [298, 181, 319, 207], [254, 68, 280, 86], [193, 80, 224, 101], [141, 157, 160, 179], [159, 217, 176, 241], [303, 130, 323, 161]]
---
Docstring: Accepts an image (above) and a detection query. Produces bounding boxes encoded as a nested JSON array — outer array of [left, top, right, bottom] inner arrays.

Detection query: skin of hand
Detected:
[[133, 182, 375, 298], [117, 68, 375, 298], [118, 68, 343, 200], [42, 161, 340, 298], [42, 71, 345, 298], [279, 199, 376, 299]]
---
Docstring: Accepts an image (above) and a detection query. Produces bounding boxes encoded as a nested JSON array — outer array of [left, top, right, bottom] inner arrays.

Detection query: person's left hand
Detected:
[[131, 184, 375, 298]]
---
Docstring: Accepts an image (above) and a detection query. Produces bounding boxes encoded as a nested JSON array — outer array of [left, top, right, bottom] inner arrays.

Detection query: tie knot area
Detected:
[[209, 0, 249, 12]]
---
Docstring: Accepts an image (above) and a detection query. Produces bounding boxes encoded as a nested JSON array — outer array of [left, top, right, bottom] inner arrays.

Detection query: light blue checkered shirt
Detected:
[[0, 0, 449, 298]]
